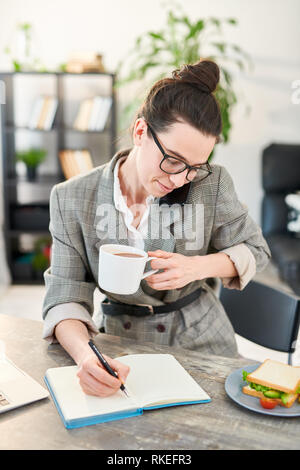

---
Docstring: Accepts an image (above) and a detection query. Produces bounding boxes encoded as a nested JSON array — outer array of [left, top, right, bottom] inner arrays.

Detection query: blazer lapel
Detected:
[[94, 150, 129, 250], [174, 182, 205, 256]]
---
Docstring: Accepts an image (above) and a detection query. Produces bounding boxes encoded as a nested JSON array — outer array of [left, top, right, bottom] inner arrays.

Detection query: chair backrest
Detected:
[[262, 143, 300, 237], [262, 143, 300, 194], [220, 281, 300, 362]]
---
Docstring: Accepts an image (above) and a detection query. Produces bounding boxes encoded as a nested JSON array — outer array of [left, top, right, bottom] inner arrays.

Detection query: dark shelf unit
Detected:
[[0, 71, 117, 284]]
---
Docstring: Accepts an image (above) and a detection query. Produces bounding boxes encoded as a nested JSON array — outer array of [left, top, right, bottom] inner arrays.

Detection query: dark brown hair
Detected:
[[133, 58, 222, 143]]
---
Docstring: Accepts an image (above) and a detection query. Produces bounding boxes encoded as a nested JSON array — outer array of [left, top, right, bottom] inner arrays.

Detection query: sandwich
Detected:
[[242, 359, 300, 409]]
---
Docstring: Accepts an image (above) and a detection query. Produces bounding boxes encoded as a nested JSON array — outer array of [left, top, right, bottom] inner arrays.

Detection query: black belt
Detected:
[[101, 287, 202, 317]]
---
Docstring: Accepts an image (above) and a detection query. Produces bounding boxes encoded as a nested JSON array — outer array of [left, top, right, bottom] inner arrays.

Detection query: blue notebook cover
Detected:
[[44, 375, 143, 429], [44, 354, 211, 429]]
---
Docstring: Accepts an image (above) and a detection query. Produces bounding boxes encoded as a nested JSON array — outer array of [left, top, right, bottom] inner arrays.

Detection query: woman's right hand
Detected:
[[76, 351, 130, 397]]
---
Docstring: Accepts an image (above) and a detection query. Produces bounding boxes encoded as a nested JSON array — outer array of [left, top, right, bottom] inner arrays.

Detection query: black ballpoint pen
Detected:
[[88, 340, 129, 397]]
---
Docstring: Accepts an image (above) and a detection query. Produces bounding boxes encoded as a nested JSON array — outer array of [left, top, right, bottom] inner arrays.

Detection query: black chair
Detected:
[[220, 281, 300, 365], [262, 143, 300, 295]]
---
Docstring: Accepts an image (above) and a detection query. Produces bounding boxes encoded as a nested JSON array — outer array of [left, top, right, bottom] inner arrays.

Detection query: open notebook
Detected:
[[44, 353, 211, 429]]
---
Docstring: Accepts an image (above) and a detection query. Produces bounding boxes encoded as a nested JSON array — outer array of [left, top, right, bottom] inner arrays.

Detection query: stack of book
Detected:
[[59, 149, 94, 179], [73, 96, 112, 132], [28, 96, 58, 130]]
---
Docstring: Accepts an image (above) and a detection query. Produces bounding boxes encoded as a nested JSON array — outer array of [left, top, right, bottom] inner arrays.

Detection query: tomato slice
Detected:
[[260, 397, 278, 409]]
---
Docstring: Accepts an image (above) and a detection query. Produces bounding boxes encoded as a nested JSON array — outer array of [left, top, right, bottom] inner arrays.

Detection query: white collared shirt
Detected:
[[113, 156, 155, 250]]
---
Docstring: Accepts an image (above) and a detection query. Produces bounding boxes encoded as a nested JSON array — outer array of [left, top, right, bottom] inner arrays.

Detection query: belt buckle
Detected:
[[146, 304, 154, 315], [136, 303, 154, 315]]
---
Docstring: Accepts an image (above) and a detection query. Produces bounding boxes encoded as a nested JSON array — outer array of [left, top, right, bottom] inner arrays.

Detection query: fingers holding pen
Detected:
[[105, 355, 130, 384], [77, 353, 130, 397], [78, 370, 119, 397]]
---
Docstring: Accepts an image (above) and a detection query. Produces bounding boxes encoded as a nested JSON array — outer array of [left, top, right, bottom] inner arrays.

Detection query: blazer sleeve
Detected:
[[42, 185, 98, 343], [209, 166, 271, 290]]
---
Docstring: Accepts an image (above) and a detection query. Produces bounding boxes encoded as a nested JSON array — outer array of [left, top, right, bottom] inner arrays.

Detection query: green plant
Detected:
[[16, 148, 47, 168], [31, 237, 51, 272], [116, 1, 253, 152], [58, 63, 67, 72], [31, 252, 49, 272], [4, 22, 47, 72]]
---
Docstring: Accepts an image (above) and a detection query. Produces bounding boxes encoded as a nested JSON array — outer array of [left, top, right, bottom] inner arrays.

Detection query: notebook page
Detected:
[[45, 365, 140, 421], [116, 354, 210, 408]]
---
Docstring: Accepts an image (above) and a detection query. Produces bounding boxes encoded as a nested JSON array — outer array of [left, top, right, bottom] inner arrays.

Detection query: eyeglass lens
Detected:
[[160, 156, 210, 182]]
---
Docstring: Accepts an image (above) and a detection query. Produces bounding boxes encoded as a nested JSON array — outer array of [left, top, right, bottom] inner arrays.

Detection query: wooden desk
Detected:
[[0, 314, 299, 450]]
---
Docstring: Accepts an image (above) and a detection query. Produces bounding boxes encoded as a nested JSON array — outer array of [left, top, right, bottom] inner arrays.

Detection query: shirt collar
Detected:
[[113, 156, 155, 212]]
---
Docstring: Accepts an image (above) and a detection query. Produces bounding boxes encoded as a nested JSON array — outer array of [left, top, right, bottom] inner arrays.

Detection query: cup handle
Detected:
[[141, 257, 159, 280]]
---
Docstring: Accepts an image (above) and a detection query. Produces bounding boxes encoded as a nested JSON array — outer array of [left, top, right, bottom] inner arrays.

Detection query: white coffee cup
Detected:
[[98, 244, 159, 295]]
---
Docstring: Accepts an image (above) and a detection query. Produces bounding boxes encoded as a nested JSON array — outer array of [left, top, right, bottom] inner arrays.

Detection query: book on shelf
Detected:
[[43, 98, 58, 130], [28, 96, 58, 130], [88, 96, 102, 131], [73, 96, 112, 132], [44, 353, 211, 429], [73, 99, 94, 131], [95, 96, 112, 131], [58, 149, 94, 179], [28, 97, 44, 129]]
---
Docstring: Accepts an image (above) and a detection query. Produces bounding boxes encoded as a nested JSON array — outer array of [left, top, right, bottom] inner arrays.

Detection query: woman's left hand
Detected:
[[145, 250, 200, 290]]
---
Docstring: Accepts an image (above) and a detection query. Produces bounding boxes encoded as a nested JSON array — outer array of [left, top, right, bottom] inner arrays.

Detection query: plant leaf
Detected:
[[212, 42, 227, 54], [13, 61, 21, 71], [148, 32, 165, 41], [185, 19, 205, 40], [208, 17, 221, 29], [227, 18, 237, 25], [221, 67, 232, 86], [182, 16, 192, 28]]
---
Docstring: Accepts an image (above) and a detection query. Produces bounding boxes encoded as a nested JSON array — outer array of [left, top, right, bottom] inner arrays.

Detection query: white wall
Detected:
[[0, 0, 299, 223]]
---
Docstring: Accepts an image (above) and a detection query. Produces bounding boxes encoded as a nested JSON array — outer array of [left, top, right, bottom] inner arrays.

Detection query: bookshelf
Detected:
[[0, 71, 117, 284]]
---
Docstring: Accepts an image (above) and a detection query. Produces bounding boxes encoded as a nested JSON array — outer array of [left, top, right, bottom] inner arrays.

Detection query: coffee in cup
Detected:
[[114, 252, 144, 258]]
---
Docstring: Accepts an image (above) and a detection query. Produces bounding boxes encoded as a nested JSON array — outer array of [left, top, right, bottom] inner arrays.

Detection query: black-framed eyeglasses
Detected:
[[147, 123, 212, 183]]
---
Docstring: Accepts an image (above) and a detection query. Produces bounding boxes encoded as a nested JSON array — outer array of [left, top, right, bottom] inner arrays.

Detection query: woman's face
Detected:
[[133, 118, 216, 197]]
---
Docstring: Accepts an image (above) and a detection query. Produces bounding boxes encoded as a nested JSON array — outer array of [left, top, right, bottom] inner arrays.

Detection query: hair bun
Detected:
[[172, 59, 220, 94]]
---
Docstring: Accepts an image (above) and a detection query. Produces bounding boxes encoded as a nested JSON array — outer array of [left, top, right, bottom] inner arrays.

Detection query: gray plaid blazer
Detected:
[[42, 149, 271, 357]]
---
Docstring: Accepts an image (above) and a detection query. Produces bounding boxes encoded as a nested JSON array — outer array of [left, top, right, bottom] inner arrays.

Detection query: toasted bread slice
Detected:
[[242, 385, 298, 408], [246, 359, 300, 394]]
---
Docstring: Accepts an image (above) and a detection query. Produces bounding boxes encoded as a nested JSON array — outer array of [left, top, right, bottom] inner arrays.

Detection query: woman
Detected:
[[42, 59, 271, 397]]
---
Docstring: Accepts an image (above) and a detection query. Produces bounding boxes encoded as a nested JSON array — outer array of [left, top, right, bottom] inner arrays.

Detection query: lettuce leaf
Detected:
[[242, 370, 270, 392], [249, 382, 270, 393], [242, 370, 249, 382]]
